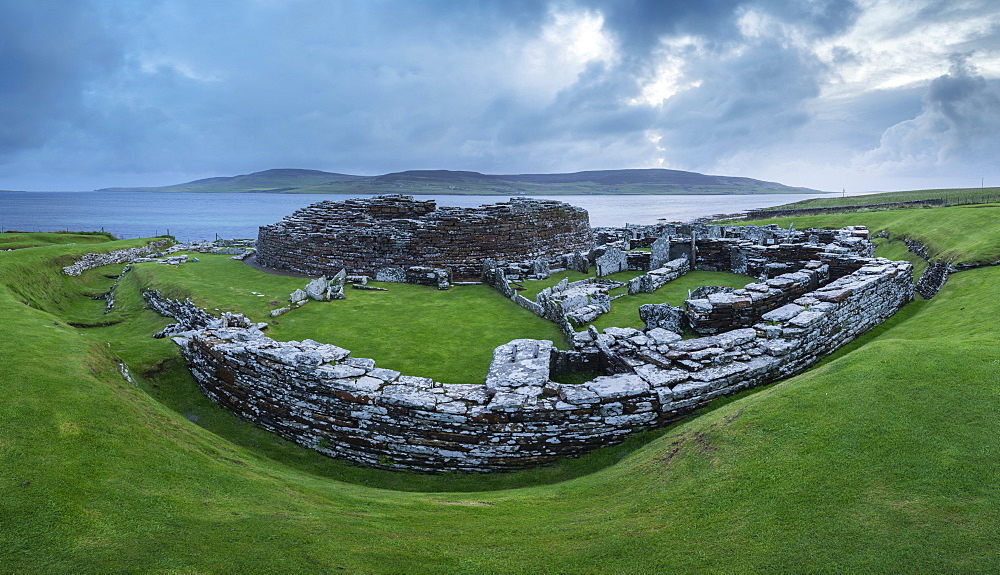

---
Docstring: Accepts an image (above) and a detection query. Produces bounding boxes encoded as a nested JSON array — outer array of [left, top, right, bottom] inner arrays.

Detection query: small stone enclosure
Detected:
[[147, 197, 914, 473]]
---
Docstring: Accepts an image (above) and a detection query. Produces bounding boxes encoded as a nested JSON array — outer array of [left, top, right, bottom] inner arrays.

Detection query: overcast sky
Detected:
[[2, 0, 999, 192]]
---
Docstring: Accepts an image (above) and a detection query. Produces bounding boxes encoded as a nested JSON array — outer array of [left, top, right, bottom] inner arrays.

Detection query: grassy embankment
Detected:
[[1, 207, 998, 571]]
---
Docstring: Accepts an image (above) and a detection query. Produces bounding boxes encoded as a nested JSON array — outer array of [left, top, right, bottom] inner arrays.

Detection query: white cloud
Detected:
[[816, 0, 1000, 98], [518, 7, 616, 100], [629, 36, 704, 107]]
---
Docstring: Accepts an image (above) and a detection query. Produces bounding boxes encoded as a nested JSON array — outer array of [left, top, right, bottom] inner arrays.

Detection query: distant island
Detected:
[[96, 168, 825, 195]]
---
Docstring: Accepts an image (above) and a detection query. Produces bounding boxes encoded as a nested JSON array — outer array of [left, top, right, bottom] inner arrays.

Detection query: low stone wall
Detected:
[[684, 261, 830, 334], [627, 257, 690, 294], [62, 240, 170, 276], [744, 199, 945, 220], [255, 195, 595, 279], [148, 256, 912, 473]]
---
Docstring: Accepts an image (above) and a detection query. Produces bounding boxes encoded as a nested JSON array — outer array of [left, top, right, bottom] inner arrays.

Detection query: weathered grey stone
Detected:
[[486, 339, 553, 389], [329, 365, 367, 378], [603, 327, 641, 339], [379, 386, 438, 409], [375, 267, 406, 283], [645, 327, 680, 345], [762, 303, 805, 322], [558, 385, 602, 405], [587, 374, 650, 400], [650, 236, 671, 270], [289, 289, 308, 304], [305, 276, 331, 301], [639, 303, 685, 333], [634, 364, 689, 387], [595, 247, 627, 277], [368, 367, 401, 382], [339, 376, 384, 393], [345, 357, 377, 370], [788, 310, 826, 327]]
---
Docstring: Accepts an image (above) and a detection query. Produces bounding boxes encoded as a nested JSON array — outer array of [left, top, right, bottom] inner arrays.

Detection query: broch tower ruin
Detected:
[[255, 195, 596, 280]]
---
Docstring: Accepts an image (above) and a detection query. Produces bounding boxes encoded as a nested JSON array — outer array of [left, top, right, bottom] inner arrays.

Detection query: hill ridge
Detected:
[[96, 167, 824, 195]]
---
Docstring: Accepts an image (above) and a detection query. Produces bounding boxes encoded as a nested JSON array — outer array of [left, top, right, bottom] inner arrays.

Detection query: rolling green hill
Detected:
[[1, 206, 997, 571], [97, 167, 823, 195]]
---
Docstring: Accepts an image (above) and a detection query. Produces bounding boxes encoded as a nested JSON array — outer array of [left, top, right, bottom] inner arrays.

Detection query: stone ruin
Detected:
[[139, 205, 916, 473], [254, 195, 595, 280]]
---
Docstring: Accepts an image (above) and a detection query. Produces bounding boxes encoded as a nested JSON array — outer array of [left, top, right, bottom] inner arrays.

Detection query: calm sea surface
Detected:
[[0, 192, 827, 242]]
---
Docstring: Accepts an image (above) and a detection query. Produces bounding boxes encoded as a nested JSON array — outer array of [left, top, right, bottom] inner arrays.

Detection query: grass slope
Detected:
[[1, 225, 998, 572]]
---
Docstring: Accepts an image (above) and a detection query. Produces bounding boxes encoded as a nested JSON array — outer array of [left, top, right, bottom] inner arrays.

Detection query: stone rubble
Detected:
[[61, 240, 171, 276]]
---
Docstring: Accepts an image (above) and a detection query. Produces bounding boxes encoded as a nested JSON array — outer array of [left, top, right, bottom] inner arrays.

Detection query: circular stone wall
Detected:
[[255, 195, 595, 279]]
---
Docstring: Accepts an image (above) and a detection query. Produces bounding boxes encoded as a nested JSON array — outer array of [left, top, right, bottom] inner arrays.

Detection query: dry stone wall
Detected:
[[148, 253, 912, 473], [255, 195, 595, 279]]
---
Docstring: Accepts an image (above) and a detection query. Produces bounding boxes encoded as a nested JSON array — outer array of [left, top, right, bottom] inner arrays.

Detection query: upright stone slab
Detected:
[[639, 303, 686, 332], [485, 339, 554, 389], [595, 247, 627, 277], [304, 276, 331, 301], [531, 258, 550, 279], [567, 251, 590, 274], [650, 236, 671, 270]]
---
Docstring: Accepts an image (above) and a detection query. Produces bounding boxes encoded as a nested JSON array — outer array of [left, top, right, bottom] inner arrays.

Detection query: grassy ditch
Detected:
[[1, 222, 998, 572]]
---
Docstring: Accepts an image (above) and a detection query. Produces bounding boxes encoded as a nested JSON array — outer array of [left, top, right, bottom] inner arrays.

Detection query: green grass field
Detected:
[[132, 259, 751, 382], [1, 208, 998, 572], [760, 187, 1000, 210]]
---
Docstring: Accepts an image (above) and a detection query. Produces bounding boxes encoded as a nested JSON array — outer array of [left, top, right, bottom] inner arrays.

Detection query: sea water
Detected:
[[0, 191, 827, 242]]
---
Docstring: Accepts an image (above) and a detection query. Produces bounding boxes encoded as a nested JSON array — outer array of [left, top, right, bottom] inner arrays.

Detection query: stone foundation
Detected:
[[149, 254, 912, 473]]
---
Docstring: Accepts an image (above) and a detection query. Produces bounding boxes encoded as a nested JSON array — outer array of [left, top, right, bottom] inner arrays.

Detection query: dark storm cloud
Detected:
[[0, 0, 998, 191], [0, 1, 121, 156], [653, 39, 827, 168]]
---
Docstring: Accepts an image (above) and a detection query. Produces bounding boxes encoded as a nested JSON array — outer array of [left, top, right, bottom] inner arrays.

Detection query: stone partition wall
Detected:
[[255, 195, 595, 279], [150, 256, 912, 473], [684, 261, 830, 334]]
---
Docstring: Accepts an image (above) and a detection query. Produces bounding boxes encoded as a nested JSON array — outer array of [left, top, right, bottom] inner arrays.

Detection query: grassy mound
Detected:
[[1, 219, 998, 571]]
